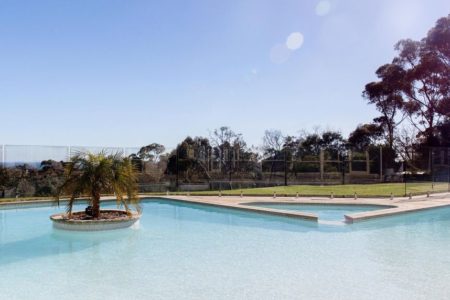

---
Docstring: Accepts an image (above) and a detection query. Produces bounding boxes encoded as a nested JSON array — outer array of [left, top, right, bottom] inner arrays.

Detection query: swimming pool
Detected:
[[1, 198, 450, 299], [245, 203, 393, 221]]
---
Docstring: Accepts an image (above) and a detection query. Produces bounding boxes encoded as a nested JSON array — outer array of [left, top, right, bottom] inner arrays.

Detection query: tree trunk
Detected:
[[92, 191, 101, 218], [388, 123, 394, 150]]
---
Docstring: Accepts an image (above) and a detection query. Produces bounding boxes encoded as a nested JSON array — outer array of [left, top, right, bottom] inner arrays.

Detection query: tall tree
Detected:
[[365, 14, 450, 147], [348, 123, 384, 151], [299, 130, 346, 158], [0, 167, 9, 198], [397, 15, 449, 145], [209, 126, 244, 173], [166, 137, 211, 182], [363, 63, 405, 149], [298, 133, 322, 156], [424, 14, 450, 145], [137, 143, 165, 162], [425, 14, 450, 70], [261, 130, 285, 179], [261, 129, 284, 158], [393, 38, 447, 145]]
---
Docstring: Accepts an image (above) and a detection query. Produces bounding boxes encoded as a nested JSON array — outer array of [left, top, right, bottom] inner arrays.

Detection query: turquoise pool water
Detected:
[[1, 198, 450, 299], [246, 203, 393, 221]]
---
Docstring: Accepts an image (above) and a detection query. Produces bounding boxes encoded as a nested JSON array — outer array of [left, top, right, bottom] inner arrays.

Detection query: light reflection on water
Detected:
[[0, 198, 449, 299]]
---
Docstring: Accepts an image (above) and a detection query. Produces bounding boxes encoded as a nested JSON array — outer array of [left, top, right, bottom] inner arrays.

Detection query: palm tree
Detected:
[[55, 151, 140, 219]]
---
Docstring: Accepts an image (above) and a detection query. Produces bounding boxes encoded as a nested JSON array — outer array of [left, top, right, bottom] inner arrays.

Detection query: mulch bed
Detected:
[[69, 211, 130, 221]]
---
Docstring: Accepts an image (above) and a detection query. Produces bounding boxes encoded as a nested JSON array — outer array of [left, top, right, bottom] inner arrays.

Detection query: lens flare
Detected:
[[270, 44, 291, 64], [316, 1, 331, 16], [286, 32, 304, 50]]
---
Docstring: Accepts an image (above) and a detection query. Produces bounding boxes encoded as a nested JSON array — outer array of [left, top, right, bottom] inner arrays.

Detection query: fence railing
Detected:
[[0, 144, 449, 198]]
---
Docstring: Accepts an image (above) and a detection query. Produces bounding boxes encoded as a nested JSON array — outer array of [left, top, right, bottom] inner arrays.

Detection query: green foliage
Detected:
[[323, 162, 339, 173], [166, 137, 212, 182], [0, 167, 8, 185], [137, 143, 165, 162], [55, 151, 139, 218], [348, 123, 384, 151], [298, 131, 347, 159], [293, 162, 320, 173], [365, 14, 450, 147]]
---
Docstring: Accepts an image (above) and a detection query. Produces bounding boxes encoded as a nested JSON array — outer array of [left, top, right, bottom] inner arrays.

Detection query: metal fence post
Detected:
[[175, 146, 179, 190], [67, 145, 71, 161], [430, 148, 434, 189], [447, 147, 450, 192], [379, 146, 383, 182], [284, 148, 288, 186], [404, 160, 407, 197], [320, 149, 324, 181], [365, 150, 370, 174], [348, 149, 352, 173], [228, 146, 232, 183], [340, 152, 346, 185]]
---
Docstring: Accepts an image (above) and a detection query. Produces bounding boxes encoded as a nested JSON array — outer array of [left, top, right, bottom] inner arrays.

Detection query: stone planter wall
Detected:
[[50, 210, 141, 231]]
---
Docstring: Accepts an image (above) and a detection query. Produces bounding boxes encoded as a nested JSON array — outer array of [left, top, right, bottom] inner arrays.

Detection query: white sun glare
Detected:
[[286, 32, 304, 50], [270, 44, 291, 64], [316, 1, 331, 17]]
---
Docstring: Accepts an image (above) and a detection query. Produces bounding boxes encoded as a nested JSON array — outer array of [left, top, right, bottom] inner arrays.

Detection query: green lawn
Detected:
[[0, 196, 51, 203], [192, 182, 449, 197], [0, 182, 448, 203]]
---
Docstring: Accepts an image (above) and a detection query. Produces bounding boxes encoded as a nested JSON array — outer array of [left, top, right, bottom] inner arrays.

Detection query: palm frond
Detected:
[[54, 150, 140, 219]]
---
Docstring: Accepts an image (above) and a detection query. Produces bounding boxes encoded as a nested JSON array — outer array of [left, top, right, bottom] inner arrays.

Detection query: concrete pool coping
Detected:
[[50, 210, 141, 231], [153, 192, 450, 223], [1, 192, 450, 223]]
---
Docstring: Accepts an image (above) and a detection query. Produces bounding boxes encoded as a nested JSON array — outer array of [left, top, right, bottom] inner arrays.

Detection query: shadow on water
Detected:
[[0, 228, 138, 266]]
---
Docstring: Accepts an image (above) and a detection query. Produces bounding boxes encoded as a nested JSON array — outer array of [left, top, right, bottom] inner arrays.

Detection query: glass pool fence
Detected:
[[0, 144, 448, 199]]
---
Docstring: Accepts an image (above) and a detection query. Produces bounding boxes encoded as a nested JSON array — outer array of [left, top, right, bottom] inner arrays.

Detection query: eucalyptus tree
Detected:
[[366, 14, 450, 146], [363, 63, 406, 149], [261, 130, 285, 179], [209, 126, 245, 176], [137, 143, 166, 162], [348, 123, 384, 151], [166, 137, 212, 183]]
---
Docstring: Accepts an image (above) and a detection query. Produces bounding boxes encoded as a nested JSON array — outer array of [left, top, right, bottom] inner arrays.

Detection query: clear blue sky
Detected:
[[1, 0, 449, 149]]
